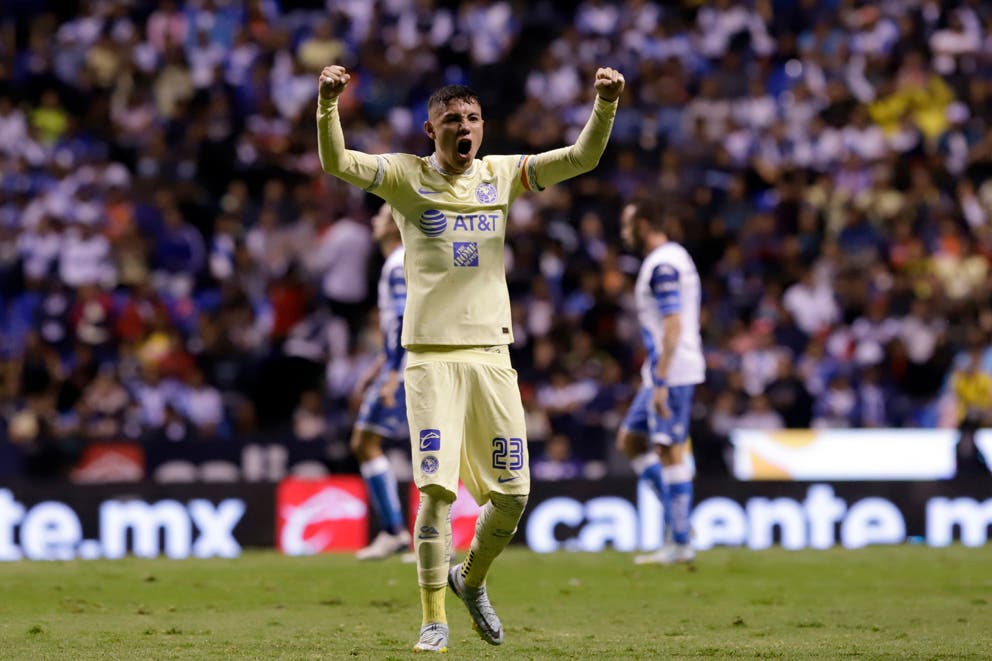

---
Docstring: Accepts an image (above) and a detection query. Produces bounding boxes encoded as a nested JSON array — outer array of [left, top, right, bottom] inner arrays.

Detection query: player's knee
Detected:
[[350, 430, 380, 460], [349, 429, 366, 455], [658, 443, 684, 466], [489, 493, 527, 521], [419, 483, 455, 506], [616, 430, 645, 458]]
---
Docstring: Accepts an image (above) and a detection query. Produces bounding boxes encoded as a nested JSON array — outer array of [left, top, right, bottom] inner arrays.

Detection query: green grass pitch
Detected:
[[0, 546, 988, 660]]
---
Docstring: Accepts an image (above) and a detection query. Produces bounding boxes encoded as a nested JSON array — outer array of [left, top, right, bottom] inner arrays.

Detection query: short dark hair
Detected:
[[628, 196, 682, 239], [627, 196, 663, 229], [427, 84, 482, 113]]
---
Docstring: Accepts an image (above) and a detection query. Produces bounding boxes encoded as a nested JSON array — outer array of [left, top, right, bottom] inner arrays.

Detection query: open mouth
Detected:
[[457, 138, 472, 156]]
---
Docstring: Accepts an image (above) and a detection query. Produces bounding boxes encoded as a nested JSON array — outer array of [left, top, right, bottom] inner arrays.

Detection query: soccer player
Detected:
[[617, 198, 704, 565], [351, 202, 411, 560], [317, 63, 623, 653]]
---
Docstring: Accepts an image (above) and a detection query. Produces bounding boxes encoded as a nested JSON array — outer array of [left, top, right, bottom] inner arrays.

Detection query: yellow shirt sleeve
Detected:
[[316, 97, 383, 190], [527, 96, 618, 190]]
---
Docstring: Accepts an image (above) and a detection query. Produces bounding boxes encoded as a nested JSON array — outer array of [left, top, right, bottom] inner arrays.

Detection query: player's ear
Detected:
[[424, 120, 435, 141], [637, 216, 651, 237]]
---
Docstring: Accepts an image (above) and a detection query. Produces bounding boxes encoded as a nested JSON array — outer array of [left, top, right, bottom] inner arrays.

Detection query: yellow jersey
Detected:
[[317, 95, 617, 347]]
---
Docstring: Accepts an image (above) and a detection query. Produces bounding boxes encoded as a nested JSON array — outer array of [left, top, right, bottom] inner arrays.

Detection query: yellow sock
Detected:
[[420, 585, 446, 625], [462, 494, 527, 588], [414, 487, 452, 625]]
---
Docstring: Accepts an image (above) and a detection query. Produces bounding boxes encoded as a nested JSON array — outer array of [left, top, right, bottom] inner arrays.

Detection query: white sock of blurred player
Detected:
[[360, 455, 404, 534], [631, 451, 667, 520]]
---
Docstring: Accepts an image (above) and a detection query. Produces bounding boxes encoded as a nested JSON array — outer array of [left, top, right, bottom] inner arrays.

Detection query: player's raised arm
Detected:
[[526, 67, 624, 190], [316, 65, 383, 190]]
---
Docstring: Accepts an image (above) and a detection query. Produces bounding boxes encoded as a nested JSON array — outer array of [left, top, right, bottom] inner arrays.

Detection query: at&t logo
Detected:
[[419, 209, 446, 237]]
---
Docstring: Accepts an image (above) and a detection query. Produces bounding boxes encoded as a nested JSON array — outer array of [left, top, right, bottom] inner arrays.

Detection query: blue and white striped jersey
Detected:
[[635, 242, 705, 387], [379, 245, 407, 370]]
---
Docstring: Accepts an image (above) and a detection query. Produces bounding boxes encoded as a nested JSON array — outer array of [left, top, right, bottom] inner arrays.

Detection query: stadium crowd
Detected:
[[1, 0, 991, 481]]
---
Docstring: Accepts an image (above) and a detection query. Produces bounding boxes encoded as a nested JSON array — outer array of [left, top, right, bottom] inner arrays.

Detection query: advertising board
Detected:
[[0, 484, 272, 561], [521, 479, 992, 552], [730, 429, 960, 481]]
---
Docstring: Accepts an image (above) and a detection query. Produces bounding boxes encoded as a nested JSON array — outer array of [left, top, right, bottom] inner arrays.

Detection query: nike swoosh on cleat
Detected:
[[496, 476, 517, 483], [417, 187, 441, 195]]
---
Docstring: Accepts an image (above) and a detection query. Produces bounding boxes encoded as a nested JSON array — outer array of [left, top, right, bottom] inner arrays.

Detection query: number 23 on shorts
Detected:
[[491, 437, 524, 470]]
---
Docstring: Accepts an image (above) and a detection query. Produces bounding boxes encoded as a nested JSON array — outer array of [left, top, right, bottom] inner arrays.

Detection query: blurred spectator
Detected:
[[521, 383, 551, 446], [740, 328, 790, 396], [131, 363, 170, 433], [782, 269, 840, 335], [899, 299, 946, 364], [293, 389, 330, 442], [152, 200, 204, 298], [76, 364, 132, 441], [764, 355, 813, 428], [950, 349, 992, 430], [18, 215, 62, 284], [537, 368, 597, 441], [59, 217, 116, 289], [296, 19, 345, 74], [175, 367, 224, 439], [813, 374, 858, 429], [309, 211, 372, 343], [15, 331, 62, 399], [735, 394, 785, 431], [70, 284, 115, 358], [30, 90, 68, 146], [156, 403, 192, 443], [857, 366, 889, 428], [709, 391, 741, 439], [532, 433, 584, 481]]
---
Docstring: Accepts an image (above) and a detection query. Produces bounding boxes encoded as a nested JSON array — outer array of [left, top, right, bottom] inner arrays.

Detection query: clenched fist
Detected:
[[594, 67, 625, 102], [319, 65, 351, 100]]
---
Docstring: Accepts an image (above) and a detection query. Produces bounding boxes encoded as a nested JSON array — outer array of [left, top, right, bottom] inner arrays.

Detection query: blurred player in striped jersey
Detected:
[[618, 198, 704, 565], [317, 63, 623, 652], [351, 203, 410, 560]]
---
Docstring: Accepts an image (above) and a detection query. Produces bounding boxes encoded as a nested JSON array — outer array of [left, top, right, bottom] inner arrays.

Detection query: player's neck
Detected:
[[644, 233, 668, 253], [429, 152, 473, 176], [380, 238, 401, 256]]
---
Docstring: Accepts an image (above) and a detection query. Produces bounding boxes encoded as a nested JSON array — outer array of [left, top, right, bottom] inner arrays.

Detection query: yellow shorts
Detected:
[[405, 345, 530, 505]]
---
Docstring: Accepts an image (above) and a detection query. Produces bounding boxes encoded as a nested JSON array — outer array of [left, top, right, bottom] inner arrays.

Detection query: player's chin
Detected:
[[453, 149, 475, 165]]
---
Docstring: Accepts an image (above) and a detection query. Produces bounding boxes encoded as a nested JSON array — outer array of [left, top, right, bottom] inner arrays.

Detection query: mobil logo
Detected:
[[408, 482, 481, 550], [277, 476, 368, 555]]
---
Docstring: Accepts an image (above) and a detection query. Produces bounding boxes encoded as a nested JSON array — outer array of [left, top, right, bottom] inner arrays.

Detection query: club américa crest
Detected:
[[475, 182, 497, 204]]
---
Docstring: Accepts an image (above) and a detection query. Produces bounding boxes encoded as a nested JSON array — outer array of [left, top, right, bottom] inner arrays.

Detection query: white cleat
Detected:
[[356, 529, 411, 560], [448, 563, 504, 645], [413, 622, 448, 653], [634, 544, 696, 565]]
